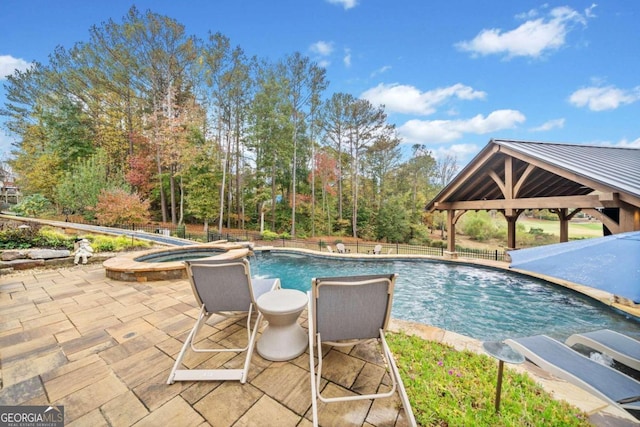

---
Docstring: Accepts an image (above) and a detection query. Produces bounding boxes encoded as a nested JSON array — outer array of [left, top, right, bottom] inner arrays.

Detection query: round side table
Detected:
[[256, 289, 308, 361], [482, 341, 525, 413]]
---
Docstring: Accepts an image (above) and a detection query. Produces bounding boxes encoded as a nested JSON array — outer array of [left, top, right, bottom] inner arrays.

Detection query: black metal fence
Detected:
[[76, 220, 508, 262], [251, 237, 507, 262]]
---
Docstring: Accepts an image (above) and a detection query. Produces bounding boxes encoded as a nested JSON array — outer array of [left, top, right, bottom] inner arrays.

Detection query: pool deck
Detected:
[[1, 263, 638, 426]]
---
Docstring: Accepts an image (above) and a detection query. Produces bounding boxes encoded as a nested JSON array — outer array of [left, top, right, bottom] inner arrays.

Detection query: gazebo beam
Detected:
[[434, 194, 617, 211]]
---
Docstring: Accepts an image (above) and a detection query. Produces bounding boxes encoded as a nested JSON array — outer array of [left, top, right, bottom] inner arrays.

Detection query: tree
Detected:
[[363, 132, 402, 212], [94, 188, 150, 226], [312, 149, 338, 234], [321, 92, 354, 222], [395, 145, 437, 224], [248, 61, 292, 231], [345, 99, 392, 238], [182, 128, 221, 232], [55, 149, 128, 220], [42, 99, 95, 168], [376, 194, 410, 242], [122, 8, 198, 224], [433, 154, 459, 237], [279, 53, 327, 237]]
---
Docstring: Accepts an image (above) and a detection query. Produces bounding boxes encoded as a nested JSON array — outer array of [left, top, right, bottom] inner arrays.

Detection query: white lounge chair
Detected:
[[167, 257, 280, 384], [336, 243, 347, 253], [373, 244, 382, 254], [308, 274, 417, 426], [326, 245, 333, 253], [506, 335, 640, 413], [566, 329, 640, 371]]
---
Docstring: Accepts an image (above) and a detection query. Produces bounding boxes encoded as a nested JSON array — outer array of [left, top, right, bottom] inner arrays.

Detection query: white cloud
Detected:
[[0, 55, 32, 80], [398, 109, 525, 143], [515, 8, 540, 21], [530, 118, 565, 132], [310, 41, 334, 56], [343, 48, 352, 68], [370, 65, 391, 78], [614, 137, 640, 148], [360, 83, 486, 115], [431, 143, 480, 164], [568, 85, 640, 111], [456, 5, 593, 59], [326, 0, 357, 10]]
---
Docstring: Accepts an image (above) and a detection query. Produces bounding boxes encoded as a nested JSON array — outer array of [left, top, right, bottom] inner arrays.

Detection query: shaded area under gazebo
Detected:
[[426, 139, 640, 257]]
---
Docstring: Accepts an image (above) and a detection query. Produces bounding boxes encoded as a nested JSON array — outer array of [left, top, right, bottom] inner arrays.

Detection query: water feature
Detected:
[[250, 251, 640, 342]]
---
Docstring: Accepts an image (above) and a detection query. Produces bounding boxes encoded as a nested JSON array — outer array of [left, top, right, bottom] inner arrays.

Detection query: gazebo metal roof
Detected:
[[426, 139, 640, 211]]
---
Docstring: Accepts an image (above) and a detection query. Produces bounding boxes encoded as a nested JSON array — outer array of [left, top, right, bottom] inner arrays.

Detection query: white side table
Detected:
[[256, 289, 308, 361]]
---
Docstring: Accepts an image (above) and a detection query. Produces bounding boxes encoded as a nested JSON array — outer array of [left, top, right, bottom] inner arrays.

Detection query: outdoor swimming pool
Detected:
[[250, 251, 640, 342]]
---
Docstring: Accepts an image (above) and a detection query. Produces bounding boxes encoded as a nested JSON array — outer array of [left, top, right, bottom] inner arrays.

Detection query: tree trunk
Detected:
[[156, 146, 167, 223], [170, 168, 177, 225]]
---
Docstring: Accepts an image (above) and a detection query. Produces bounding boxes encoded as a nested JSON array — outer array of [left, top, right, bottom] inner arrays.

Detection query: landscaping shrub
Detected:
[[33, 227, 75, 249], [460, 211, 498, 241], [11, 194, 52, 217], [261, 230, 279, 241], [0, 222, 42, 249], [87, 235, 151, 252]]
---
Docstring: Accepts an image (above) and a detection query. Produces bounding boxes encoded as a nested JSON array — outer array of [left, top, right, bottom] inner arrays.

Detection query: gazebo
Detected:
[[425, 139, 640, 258]]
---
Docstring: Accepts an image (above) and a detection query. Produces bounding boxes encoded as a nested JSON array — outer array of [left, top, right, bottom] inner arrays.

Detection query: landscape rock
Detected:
[[27, 249, 71, 259], [1, 250, 27, 261]]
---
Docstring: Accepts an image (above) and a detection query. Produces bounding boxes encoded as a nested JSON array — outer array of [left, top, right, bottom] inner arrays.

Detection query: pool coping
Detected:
[[102, 242, 251, 281]]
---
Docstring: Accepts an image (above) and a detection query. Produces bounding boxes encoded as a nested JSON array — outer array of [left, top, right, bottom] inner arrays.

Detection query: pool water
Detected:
[[250, 252, 640, 342]]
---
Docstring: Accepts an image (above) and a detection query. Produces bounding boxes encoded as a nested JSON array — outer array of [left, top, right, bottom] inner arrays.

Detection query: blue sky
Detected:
[[1, 0, 639, 168]]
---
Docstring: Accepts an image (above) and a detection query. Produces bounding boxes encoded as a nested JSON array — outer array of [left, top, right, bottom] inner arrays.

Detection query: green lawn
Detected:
[[517, 218, 604, 239], [388, 333, 592, 427]]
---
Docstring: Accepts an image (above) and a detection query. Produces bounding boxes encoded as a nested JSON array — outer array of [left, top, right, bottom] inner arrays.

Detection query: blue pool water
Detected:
[[250, 252, 640, 342]]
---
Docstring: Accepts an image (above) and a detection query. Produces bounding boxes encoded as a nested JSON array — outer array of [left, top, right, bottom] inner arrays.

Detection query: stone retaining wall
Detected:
[[0, 249, 109, 271]]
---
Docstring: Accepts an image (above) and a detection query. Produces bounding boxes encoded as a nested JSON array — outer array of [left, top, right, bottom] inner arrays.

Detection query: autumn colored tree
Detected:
[[94, 188, 150, 226], [313, 149, 338, 234]]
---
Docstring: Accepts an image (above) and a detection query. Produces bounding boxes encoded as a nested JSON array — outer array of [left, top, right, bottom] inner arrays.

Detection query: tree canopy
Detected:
[[1, 7, 453, 243]]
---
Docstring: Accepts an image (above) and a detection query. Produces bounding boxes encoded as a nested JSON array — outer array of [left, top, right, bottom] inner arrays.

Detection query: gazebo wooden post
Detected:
[[445, 209, 458, 259], [506, 216, 517, 250], [558, 208, 569, 243], [552, 208, 581, 243]]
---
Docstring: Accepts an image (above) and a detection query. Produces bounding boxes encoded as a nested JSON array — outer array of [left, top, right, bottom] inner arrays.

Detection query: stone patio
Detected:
[[0, 264, 637, 426], [0, 264, 413, 426]]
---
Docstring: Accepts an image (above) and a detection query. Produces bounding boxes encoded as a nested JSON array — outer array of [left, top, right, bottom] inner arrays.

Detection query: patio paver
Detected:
[[0, 264, 414, 426]]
